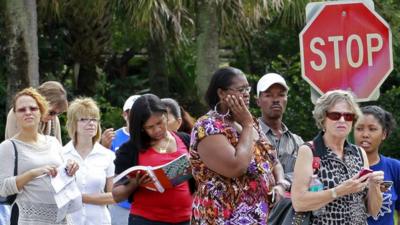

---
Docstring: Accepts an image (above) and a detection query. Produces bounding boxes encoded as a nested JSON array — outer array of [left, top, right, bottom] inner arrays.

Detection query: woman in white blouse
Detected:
[[63, 97, 115, 225], [0, 87, 78, 225]]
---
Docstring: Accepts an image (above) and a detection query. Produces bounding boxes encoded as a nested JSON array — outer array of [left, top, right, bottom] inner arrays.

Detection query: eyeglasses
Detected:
[[48, 110, 62, 116], [226, 86, 252, 94], [16, 106, 39, 113], [326, 112, 355, 122], [78, 118, 99, 124]]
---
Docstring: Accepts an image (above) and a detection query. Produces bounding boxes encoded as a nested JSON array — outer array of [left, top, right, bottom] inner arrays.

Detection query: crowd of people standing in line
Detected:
[[0, 67, 399, 225]]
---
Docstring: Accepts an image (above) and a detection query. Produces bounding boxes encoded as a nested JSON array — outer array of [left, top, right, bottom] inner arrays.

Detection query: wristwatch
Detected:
[[331, 187, 338, 199]]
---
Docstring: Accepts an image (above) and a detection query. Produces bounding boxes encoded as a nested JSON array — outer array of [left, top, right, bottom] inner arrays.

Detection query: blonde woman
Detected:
[[0, 88, 78, 225], [63, 97, 115, 225]]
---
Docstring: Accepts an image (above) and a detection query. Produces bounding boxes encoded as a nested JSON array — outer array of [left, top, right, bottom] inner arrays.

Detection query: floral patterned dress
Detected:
[[190, 110, 278, 225]]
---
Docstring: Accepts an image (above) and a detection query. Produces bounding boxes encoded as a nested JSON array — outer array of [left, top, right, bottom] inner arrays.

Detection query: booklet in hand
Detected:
[[113, 154, 193, 193]]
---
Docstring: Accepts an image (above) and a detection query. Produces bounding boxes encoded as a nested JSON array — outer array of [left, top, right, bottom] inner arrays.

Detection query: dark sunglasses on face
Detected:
[[326, 111, 355, 121], [48, 110, 62, 116], [16, 106, 39, 113]]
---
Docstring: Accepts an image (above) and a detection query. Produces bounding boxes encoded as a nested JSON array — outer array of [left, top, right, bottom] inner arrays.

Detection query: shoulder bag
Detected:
[[0, 140, 18, 205]]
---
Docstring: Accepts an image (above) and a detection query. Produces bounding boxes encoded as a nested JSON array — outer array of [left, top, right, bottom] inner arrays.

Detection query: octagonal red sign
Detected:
[[300, 1, 393, 101]]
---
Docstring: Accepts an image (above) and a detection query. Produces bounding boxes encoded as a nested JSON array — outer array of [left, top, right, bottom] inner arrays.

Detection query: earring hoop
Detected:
[[213, 102, 230, 118]]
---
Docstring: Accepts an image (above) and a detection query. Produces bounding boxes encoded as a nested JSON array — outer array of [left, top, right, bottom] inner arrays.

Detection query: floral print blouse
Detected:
[[190, 110, 278, 225]]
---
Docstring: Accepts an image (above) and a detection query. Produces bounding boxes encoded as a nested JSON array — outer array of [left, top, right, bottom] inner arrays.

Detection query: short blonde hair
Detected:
[[38, 81, 68, 112], [66, 97, 101, 144], [313, 90, 361, 130], [13, 87, 49, 120]]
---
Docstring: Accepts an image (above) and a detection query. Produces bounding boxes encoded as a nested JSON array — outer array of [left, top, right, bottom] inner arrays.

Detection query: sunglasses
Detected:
[[48, 110, 62, 116], [326, 112, 355, 121], [16, 106, 39, 113]]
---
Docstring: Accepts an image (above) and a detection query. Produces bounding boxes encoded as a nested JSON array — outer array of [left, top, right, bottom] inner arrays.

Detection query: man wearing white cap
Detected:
[[109, 95, 141, 151], [107, 95, 141, 225], [256, 73, 303, 187]]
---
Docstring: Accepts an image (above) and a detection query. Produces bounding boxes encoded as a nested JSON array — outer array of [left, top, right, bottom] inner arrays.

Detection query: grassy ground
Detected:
[[395, 211, 398, 224]]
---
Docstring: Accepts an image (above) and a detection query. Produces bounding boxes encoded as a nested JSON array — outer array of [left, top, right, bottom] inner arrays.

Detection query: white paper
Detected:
[[54, 182, 82, 222], [50, 165, 82, 222], [51, 165, 75, 193]]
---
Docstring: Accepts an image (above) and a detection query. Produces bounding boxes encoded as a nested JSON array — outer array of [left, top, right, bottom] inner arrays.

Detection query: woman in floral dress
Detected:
[[190, 67, 288, 224]]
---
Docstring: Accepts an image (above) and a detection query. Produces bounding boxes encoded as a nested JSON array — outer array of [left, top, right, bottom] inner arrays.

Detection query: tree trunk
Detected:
[[4, 0, 39, 110], [75, 63, 99, 97], [148, 38, 169, 97], [195, 0, 219, 104], [64, 1, 112, 97]]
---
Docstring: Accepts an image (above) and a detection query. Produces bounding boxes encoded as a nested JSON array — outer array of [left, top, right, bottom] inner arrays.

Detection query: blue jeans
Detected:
[[128, 215, 190, 225], [109, 204, 129, 225], [0, 205, 10, 225]]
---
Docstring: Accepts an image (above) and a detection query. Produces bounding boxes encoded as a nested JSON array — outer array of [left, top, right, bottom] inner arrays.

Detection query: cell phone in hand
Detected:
[[358, 168, 373, 178], [380, 181, 393, 192]]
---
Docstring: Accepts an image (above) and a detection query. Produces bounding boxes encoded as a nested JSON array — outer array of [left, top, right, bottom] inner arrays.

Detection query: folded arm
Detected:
[[82, 177, 115, 205]]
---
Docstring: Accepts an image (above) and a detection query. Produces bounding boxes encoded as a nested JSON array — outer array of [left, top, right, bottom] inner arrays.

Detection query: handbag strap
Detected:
[[9, 140, 18, 176], [303, 141, 320, 174]]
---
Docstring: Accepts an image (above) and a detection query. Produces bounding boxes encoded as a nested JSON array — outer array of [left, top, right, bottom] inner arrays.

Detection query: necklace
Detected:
[[157, 135, 171, 153]]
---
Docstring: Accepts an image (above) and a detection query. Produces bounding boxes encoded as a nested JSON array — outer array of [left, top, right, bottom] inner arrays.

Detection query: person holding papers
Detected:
[[63, 97, 115, 225], [113, 94, 193, 225], [0, 88, 78, 225]]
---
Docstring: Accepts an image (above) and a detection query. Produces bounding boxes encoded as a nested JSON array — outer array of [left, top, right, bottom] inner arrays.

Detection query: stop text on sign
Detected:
[[310, 33, 383, 71]]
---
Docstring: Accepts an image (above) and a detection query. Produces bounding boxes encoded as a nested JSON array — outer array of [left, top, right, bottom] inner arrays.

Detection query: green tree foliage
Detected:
[[113, 0, 192, 97]]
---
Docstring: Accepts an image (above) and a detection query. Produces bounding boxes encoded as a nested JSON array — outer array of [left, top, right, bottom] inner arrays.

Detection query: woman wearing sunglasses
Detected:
[[0, 88, 78, 225], [354, 105, 400, 225], [5, 81, 68, 144], [291, 90, 383, 225]]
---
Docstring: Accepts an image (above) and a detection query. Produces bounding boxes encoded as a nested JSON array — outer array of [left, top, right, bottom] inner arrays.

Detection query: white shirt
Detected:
[[0, 136, 72, 225], [63, 141, 115, 225]]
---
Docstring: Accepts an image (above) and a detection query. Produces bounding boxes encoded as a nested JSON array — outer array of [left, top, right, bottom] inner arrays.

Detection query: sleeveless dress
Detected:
[[311, 132, 368, 225]]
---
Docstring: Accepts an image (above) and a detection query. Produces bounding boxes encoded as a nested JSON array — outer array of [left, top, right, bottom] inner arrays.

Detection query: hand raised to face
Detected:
[[224, 95, 253, 128]]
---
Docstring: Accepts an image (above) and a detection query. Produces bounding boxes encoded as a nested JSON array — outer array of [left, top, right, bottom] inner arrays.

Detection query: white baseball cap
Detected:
[[123, 95, 141, 111], [256, 73, 289, 97]]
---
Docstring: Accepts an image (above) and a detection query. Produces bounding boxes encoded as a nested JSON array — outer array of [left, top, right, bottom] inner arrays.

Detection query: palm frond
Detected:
[[277, 0, 317, 28], [216, 0, 285, 40], [113, 0, 191, 44], [37, 0, 63, 21]]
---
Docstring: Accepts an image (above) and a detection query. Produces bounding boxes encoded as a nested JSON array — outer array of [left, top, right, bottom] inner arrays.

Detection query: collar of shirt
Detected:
[[312, 131, 357, 158], [257, 117, 289, 136], [63, 141, 106, 159]]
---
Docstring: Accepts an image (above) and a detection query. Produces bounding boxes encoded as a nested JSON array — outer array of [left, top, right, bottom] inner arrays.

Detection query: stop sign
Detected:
[[300, 2, 392, 101]]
